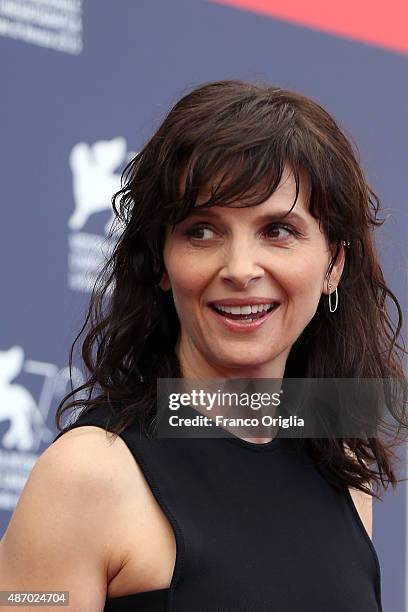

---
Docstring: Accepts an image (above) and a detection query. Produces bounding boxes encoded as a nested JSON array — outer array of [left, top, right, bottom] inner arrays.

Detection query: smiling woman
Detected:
[[158, 165, 344, 378], [1, 80, 407, 612]]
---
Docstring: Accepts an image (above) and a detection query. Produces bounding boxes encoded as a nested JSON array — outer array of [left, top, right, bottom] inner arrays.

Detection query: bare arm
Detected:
[[344, 444, 373, 540], [349, 486, 372, 539], [0, 427, 127, 611]]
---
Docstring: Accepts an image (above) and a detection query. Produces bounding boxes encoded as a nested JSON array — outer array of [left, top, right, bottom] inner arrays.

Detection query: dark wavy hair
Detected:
[[56, 79, 408, 500]]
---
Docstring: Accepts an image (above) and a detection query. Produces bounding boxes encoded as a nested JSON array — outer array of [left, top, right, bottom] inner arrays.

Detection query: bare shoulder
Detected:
[[0, 425, 145, 611], [48, 424, 140, 485], [344, 444, 373, 540], [46, 425, 151, 572], [35, 425, 142, 514]]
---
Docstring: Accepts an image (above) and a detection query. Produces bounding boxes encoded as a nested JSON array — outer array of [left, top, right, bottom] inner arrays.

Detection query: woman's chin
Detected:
[[212, 354, 274, 374]]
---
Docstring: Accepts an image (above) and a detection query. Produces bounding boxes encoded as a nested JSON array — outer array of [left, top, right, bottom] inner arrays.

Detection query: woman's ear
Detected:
[[323, 241, 346, 294], [159, 270, 171, 291]]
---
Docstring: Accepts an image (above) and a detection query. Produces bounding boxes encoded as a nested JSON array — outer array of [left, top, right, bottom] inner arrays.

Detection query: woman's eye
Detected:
[[185, 223, 297, 242], [186, 225, 216, 241], [263, 223, 296, 240]]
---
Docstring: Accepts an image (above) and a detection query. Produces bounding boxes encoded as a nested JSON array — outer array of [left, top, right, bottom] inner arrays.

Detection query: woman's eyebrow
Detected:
[[189, 207, 308, 225]]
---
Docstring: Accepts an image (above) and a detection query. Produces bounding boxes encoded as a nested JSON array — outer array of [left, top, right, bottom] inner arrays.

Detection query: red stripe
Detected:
[[210, 0, 408, 55]]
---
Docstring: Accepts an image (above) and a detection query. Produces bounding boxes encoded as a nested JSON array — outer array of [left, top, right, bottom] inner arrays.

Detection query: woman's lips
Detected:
[[208, 304, 279, 333]]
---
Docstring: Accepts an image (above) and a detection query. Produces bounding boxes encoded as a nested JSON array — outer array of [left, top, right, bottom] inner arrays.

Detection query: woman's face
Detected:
[[160, 166, 345, 379]]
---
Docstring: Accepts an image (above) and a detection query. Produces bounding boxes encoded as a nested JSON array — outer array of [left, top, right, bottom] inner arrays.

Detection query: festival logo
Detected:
[[0, 345, 83, 511], [69, 137, 127, 233], [67, 137, 134, 293], [0, 0, 83, 55]]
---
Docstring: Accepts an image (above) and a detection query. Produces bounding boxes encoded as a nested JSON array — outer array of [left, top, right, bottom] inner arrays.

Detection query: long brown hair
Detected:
[[56, 79, 408, 500]]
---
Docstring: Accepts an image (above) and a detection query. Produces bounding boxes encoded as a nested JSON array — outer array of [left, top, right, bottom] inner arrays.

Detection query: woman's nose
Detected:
[[218, 241, 265, 287]]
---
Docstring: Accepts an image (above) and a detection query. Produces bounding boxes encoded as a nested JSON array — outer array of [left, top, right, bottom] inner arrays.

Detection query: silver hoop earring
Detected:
[[328, 283, 338, 313]]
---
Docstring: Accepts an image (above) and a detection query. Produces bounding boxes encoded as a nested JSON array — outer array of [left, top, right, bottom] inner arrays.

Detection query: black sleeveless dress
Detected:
[[53, 404, 382, 612]]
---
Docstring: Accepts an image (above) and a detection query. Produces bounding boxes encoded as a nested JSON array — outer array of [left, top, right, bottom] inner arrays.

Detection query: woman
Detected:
[[1, 80, 407, 611]]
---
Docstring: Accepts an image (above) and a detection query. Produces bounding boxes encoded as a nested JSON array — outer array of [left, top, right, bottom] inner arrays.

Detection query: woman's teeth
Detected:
[[211, 303, 275, 322], [213, 303, 273, 315]]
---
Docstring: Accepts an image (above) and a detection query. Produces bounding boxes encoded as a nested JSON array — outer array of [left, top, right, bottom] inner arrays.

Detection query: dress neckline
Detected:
[[223, 429, 284, 451]]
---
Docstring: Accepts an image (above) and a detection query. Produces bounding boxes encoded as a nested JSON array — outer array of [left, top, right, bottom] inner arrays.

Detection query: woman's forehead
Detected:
[[191, 166, 310, 213]]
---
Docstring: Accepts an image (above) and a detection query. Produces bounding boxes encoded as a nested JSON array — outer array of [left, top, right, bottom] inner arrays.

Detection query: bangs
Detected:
[[168, 143, 305, 227], [129, 81, 347, 242]]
